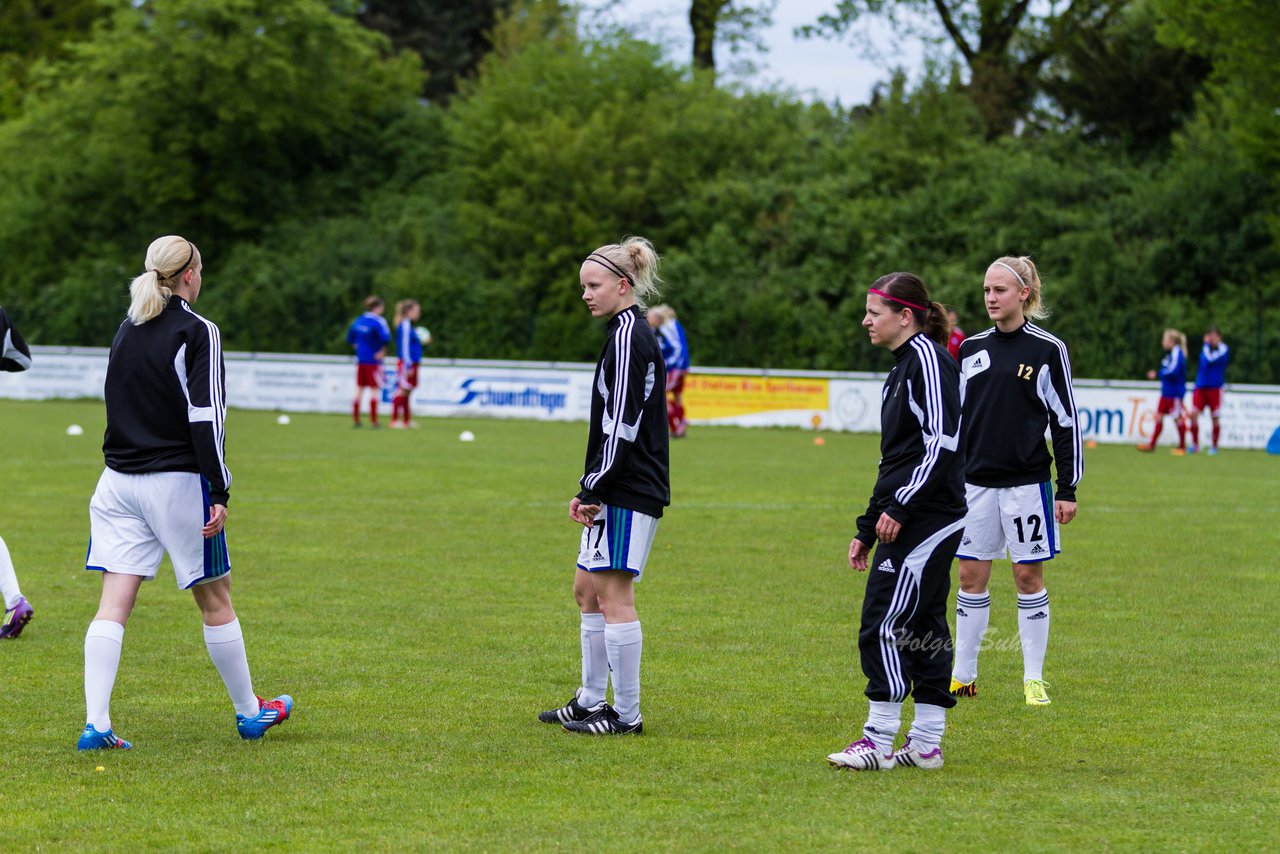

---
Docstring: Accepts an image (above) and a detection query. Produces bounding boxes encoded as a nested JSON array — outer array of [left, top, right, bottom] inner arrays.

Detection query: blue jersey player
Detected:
[[1189, 326, 1228, 454], [346, 296, 391, 428]]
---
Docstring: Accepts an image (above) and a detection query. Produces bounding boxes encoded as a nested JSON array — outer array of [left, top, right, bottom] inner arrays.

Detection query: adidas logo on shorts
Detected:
[[1030, 544, 1047, 555], [592, 550, 605, 562], [962, 536, 972, 546], [1026, 610, 1048, 620], [876, 560, 896, 574]]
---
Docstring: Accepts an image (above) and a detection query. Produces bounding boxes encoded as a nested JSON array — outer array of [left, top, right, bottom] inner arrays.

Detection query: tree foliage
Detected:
[[356, 0, 515, 103], [804, 0, 1128, 136], [0, 0, 1274, 382], [689, 0, 774, 83], [0, 0, 108, 119], [0, 0, 422, 345]]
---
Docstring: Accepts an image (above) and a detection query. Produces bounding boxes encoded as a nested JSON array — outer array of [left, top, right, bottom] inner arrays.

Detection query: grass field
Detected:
[[1, 398, 1277, 852]]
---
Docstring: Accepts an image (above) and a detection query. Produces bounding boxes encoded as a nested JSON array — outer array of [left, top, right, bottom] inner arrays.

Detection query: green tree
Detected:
[[356, 0, 515, 103], [0, 0, 108, 119], [688, 0, 774, 83], [1150, 0, 1280, 176], [804, 0, 1128, 136], [0, 0, 422, 345], [1039, 3, 1209, 151]]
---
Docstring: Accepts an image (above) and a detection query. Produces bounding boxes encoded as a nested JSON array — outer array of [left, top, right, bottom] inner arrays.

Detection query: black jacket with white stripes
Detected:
[[0, 306, 33, 372], [856, 332, 966, 546], [958, 321, 1082, 502], [102, 296, 232, 505], [578, 305, 670, 519]]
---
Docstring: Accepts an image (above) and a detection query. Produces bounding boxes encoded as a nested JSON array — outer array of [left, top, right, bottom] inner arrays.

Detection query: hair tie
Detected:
[[993, 261, 1026, 287], [587, 252, 631, 284], [868, 287, 927, 313]]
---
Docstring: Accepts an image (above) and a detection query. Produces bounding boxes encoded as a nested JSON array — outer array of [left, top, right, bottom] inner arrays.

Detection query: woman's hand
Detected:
[[849, 538, 870, 571], [569, 497, 600, 528], [203, 504, 227, 538], [875, 512, 901, 543]]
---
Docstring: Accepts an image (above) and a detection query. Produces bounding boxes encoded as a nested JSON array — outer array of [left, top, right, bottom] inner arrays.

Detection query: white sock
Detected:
[[952, 590, 990, 683], [862, 700, 902, 754], [907, 702, 947, 750], [604, 620, 642, 724], [204, 619, 260, 717], [578, 612, 607, 708], [1018, 589, 1050, 682], [84, 620, 125, 731], [0, 535, 22, 609]]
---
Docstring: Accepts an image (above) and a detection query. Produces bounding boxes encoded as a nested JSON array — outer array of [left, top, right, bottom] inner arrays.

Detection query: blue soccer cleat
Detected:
[[237, 694, 293, 740], [78, 724, 132, 751]]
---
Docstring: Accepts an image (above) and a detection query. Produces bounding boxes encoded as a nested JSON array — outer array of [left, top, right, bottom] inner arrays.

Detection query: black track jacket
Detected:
[[577, 305, 670, 518], [958, 322, 1082, 502], [101, 296, 231, 505], [855, 332, 966, 546]]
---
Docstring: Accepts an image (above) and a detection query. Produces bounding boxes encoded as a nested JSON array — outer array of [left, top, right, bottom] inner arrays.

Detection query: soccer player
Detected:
[[0, 307, 35, 639], [950, 256, 1082, 707], [538, 237, 670, 736], [946, 307, 966, 361], [390, 299, 426, 429], [646, 304, 690, 437], [828, 272, 965, 771], [79, 235, 292, 751], [1138, 329, 1189, 454], [346, 295, 391, 428], [1189, 326, 1229, 455]]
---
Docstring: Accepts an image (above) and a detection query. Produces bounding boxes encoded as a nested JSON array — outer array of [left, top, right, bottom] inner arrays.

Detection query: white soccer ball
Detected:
[[276, 414, 291, 425], [66, 424, 84, 436], [458, 430, 475, 442], [415, 326, 432, 345]]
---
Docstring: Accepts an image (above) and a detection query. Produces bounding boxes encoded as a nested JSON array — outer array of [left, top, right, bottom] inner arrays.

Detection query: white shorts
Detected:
[[86, 468, 231, 589], [956, 482, 1060, 564], [576, 504, 659, 581]]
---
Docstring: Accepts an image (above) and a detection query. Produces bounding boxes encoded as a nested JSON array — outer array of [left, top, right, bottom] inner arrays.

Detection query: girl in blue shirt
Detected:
[[1139, 329, 1188, 454]]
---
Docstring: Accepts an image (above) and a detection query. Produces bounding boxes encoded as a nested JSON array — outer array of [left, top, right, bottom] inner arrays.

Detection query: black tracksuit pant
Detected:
[[859, 512, 965, 709]]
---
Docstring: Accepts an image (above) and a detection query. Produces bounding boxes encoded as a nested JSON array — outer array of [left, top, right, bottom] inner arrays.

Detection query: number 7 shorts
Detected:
[[577, 504, 659, 581], [956, 482, 1060, 564], [86, 468, 231, 589]]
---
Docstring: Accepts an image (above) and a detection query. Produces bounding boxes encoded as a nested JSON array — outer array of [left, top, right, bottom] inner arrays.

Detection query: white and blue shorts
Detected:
[[86, 468, 231, 589], [956, 482, 1060, 564], [576, 504, 659, 581]]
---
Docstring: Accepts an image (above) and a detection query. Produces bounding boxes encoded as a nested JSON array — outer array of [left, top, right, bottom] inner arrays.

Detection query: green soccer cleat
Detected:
[[1024, 679, 1052, 706]]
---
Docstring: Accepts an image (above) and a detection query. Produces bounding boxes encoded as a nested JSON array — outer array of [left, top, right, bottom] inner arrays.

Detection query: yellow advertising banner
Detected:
[[684, 374, 829, 420]]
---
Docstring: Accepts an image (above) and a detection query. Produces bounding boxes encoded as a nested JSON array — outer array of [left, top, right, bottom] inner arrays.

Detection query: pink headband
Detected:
[[869, 287, 927, 313]]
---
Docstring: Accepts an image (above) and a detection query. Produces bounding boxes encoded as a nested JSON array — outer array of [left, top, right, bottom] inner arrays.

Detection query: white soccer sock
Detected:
[[0, 535, 22, 609], [84, 620, 125, 731], [579, 612, 607, 707], [204, 619, 260, 718], [952, 590, 991, 683], [907, 702, 947, 750], [1018, 589, 1051, 682], [604, 620, 642, 724], [863, 700, 902, 754]]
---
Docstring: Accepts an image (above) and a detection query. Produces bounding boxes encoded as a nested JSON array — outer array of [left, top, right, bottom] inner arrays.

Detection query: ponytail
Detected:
[[128, 235, 197, 325], [393, 299, 417, 327], [924, 301, 951, 347], [1165, 328, 1188, 356], [127, 271, 171, 326], [588, 236, 663, 309]]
